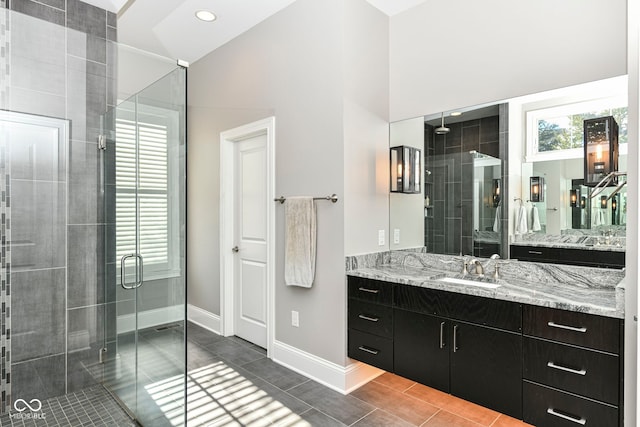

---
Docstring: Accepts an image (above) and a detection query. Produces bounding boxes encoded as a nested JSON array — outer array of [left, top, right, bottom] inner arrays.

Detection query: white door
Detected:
[[233, 133, 268, 348]]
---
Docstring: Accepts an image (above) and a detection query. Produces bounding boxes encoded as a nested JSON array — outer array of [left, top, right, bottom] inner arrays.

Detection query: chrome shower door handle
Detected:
[[135, 254, 144, 289], [120, 254, 136, 290], [120, 254, 144, 289]]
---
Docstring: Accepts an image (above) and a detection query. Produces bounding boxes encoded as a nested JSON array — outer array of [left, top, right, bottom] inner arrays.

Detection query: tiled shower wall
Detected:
[[426, 112, 505, 255], [0, 0, 116, 409]]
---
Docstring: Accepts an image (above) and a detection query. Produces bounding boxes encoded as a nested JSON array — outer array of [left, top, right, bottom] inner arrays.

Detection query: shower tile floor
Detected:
[[0, 323, 534, 426]]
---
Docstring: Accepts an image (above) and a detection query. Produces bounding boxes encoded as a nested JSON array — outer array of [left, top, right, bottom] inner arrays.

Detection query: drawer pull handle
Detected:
[[358, 346, 379, 355], [439, 321, 446, 349], [453, 324, 459, 353], [548, 321, 588, 333], [528, 250, 543, 255], [358, 314, 379, 322], [358, 287, 379, 294], [547, 408, 586, 425], [547, 361, 587, 376]]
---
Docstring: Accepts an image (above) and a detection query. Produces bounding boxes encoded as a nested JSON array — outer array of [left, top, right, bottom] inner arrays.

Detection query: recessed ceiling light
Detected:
[[195, 10, 217, 22], [450, 112, 462, 117]]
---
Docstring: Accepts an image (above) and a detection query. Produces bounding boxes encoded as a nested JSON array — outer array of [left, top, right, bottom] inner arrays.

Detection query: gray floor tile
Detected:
[[187, 322, 224, 347], [351, 409, 415, 427], [278, 408, 347, 426], [288, 380, 375, 426], [242, 357, 309, 391], [227, 335, 268, 355], [206, 339, 267, 366]]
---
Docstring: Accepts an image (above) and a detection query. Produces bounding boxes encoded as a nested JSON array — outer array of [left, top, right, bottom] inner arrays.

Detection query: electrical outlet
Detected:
[[394, 228, 400, 244], [291, 310, 299, 327], [378, 230, 385, 246]]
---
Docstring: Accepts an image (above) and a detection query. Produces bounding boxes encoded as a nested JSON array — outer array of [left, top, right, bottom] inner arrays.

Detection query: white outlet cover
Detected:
[[394, 229, 400, 244], [378, 230, 385, 246]]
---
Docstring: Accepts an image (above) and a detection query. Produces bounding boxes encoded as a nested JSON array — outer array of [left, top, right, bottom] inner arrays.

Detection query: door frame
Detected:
[[220, 116, 275, 357]]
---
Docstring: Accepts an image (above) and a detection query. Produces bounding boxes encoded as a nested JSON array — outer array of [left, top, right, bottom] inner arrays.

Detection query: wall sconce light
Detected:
[[569, 189, 578, 207], [492, 179, 501, 207], [612, 196, 617, 211], [390, 145, 421, 193], [584, 116, 619, 186], [601, 195, 608, 209], [580, 196, 586, 209], [530, 176, 544, 202]]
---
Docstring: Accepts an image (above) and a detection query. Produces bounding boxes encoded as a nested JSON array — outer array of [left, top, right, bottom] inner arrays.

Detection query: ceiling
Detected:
[[85, 0, 428, 64]]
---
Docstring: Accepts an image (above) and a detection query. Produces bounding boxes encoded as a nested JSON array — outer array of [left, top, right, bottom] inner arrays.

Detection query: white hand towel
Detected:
[[600, 209, 607, 226], [515, 205, 528, 234], [493, 207, 500, 232], [594, 209, 602, 226], [284, 197, 317, 287], [581, 208, 587, 226], [531, 205, 541, 232]]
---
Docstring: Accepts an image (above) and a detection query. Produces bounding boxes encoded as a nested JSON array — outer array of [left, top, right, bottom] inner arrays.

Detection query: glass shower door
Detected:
[[103, 67, 187, 426]]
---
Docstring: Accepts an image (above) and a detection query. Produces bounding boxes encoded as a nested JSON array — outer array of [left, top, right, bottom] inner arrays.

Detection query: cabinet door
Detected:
[[394, 309, 450, 392], [450, 321, 522, 419]]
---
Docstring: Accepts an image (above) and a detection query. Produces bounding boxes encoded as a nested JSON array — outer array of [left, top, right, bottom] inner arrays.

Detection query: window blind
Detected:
[[115, 118, 169, 268]]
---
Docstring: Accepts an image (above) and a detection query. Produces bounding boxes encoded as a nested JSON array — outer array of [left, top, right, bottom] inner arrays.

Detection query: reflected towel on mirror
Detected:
[[531, 205, 541, 232], [284, 197, 317, 288], [493, 207, 500, 232], [515, 205, 528, 234]]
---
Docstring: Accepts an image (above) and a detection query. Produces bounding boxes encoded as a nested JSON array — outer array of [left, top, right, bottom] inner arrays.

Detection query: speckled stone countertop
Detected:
[[346, 251, 625, 319], [511, 233, 625, 252]]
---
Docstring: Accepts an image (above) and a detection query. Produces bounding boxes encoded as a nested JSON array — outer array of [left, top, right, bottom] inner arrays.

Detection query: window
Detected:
[[526, 97, 627, 162], [115, 108, 180, 280]]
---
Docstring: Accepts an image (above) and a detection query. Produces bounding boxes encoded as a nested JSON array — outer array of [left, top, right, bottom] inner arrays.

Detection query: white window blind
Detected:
[[115, 118, 170, 272]]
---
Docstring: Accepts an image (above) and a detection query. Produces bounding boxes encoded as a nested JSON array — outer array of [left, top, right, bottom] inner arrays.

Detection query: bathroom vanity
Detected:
[[346, 252, 624, 426]]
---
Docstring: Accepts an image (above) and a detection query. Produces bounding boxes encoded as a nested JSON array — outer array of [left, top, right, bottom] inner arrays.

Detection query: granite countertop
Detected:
[[511, 240, 625, 252], [346, 252, 625, 319], [511, 234, 625, 252]]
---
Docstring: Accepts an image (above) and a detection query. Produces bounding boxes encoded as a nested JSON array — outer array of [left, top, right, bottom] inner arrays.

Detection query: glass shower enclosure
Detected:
[[101, 67, 187, 426]]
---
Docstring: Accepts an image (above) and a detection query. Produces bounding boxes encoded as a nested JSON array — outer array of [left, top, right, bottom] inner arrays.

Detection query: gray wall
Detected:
[[188, 0, 389, 366], [389, 0, 628, 122], [0, 0, 117, 405]]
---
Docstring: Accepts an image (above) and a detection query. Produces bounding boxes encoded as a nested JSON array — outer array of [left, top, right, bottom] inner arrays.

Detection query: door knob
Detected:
[[232, 246, 239, 253]]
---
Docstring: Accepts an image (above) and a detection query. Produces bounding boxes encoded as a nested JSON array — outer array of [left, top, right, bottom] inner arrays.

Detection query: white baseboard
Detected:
[[272, 340, 384, 394], [187, 304, 221, 335], [117, 305, 184, 334]]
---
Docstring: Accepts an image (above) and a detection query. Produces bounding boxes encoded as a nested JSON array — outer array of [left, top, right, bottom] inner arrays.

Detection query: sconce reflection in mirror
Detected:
[[390, 145, 421, 194], [601, 195, 608, 209], [580, 196, 586, 209], [569, 189, 578, 208], [530, 176, 544, 202], [584, 116, 619, 187], [492, 179, 501, 207]]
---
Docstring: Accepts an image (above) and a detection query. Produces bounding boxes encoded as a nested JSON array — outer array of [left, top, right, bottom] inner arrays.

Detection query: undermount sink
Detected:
[[437, 277, 501, 289]]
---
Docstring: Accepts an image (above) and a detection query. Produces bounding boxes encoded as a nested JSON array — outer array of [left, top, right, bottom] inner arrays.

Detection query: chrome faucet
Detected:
[[464, 254, 501, 277]]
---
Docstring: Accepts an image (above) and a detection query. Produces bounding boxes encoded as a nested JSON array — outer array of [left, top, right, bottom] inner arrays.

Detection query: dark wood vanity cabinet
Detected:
[[347, 277, 394, 371], [510, 244, 625, 268], [393, 285, 523, 419], [347, 276, 624, 425], [522, 305, 624, 427]]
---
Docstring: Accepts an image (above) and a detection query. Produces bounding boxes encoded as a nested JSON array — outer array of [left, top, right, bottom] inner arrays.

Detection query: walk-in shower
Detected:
[[0, 2, 187, 425]]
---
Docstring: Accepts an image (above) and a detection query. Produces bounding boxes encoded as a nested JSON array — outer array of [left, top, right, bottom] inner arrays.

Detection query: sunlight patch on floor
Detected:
[[145, 361, 307, 426]]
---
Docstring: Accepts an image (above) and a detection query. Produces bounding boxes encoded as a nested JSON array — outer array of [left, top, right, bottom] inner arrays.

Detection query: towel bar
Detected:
[[274, 194, 338, 204]]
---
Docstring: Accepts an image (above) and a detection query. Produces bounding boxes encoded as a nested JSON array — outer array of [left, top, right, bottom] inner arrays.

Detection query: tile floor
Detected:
[[0, 322, 536, 426]]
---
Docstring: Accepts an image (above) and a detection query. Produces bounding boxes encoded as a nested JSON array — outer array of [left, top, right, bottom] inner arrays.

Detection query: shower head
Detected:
[[435, 112, 450, 134]]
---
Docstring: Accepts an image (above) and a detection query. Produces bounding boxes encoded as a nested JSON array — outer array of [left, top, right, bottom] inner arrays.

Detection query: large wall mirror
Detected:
[[389, 75, 627, 262]]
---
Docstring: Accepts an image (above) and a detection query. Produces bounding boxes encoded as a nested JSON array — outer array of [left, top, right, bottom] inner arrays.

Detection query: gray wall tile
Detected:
[[68, 141, 102, 225], [67, 225, 104, 308], [11, 181, 66, 271], [66, 0, 106, 38], [10, 0, 64, 26], [11, 268, 66, 362], [12, 354, 66, 402], [9, 87, 66, 119], [87, 34, 106, 64]]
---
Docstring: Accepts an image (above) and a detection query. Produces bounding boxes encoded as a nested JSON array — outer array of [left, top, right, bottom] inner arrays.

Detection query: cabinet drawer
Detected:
[[523, 337, 619, 405], [349, 299, 393, 338], [523, 381, 618, 427], [348, 329, 393, 371], [395, 285, 521, 333], [523, 305, 621, 353], [348, 277, 392, 305]]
